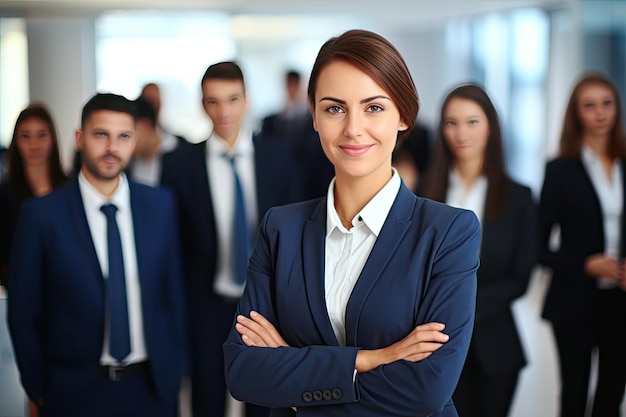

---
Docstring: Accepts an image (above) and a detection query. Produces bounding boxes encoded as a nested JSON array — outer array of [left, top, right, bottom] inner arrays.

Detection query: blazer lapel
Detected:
[[344, 185, 415, 346], [621, 159, 626, 257], [129, 183, 147, 288], [302, 198, 339, 346], [67, 178, 104, 289]]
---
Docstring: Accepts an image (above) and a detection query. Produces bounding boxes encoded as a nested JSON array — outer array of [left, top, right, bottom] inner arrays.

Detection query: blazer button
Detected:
[[323, 389, 332, 400], [302, 391, 313, 403], [313, 390, 323, 401], [332, 388, 342, 400]]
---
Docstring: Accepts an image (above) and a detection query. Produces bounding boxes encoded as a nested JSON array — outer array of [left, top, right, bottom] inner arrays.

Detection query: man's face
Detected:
[[76, 110, 136, 181], [201, 79, 248, 143]]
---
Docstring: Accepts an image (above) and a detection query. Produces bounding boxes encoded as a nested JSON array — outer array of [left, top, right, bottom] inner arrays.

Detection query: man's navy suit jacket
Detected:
[[224, 184, 481, 416], [7, 177, 188, 405], [160, 138, 304, 325]]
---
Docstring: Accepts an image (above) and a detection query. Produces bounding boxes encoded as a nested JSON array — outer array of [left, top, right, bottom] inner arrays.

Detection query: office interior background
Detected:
[[0, 0, 624, 416]]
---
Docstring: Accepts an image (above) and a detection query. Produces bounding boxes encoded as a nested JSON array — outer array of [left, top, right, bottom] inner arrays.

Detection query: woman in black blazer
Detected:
[[0, 103, 66, 288], [421, 84, 536, 417], [538, 73, 626, 417]]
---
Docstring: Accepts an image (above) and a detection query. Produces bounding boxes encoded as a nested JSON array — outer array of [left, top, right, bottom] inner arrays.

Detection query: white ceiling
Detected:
[[0, 0, 579, 29]]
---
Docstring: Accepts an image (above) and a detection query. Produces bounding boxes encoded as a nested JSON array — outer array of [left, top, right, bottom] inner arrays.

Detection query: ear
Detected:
[[244, 93, 250, 111], [75, 129, 83, 151], [398, 119, 409, 132]]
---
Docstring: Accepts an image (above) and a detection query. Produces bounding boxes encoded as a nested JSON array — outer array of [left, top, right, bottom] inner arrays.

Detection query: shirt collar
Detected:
[[581, 145, 599, 166], [78, 170, 130, 213], [326, 168, 401, 237], [448, 168, 487, 190], [207, 127, 254, 158]]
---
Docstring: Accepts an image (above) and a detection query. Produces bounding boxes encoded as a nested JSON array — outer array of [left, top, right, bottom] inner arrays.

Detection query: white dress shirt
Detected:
[[324, 169, 401, 346], [445, 169, 488, 227], [581, 146, 624, 288], [78, 172, 147, 366], [207, 129, 258, 298]]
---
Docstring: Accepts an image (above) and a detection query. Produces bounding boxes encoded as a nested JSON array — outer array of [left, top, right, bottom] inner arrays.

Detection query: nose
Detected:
[[343, 111, 363, 138]]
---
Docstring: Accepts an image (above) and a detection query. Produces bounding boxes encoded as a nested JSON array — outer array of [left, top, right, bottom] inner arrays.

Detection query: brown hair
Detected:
[[421, 84, 508, 219], [8, 102, 67, 205], [559, 72, 626, 159], [307, 29, 419, 139]]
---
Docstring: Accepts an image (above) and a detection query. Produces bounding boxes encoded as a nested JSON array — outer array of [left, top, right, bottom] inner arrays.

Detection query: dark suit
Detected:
[[0, 180, 18, 288], [224, 184, 480, 416], [160, 138, 303, 417], [7, 178, 188, 417], [259, 110, 333, 200], [452, 180, 536, 417], [539, 157, 626, 417]]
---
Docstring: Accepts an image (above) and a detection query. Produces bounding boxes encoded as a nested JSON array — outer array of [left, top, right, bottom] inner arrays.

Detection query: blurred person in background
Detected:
[[538, 72, 626, 417], [0, 103, 67, 289], [420, 84, 536, 417], [258, 69, 333, 200]]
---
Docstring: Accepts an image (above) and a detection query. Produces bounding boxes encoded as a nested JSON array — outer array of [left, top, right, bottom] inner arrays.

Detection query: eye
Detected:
[[230, 97, 239, 103], [38, 132, 49, 139], [205, 99, 217, 106], [94, 131, 107, 137], [468, 119, 479, 125], [120, 133, 132, 140], [367, 104, 383, 113], [604, 99, 614, 107], [444, 120, 455, 127], [583, 103, 594, 109], [325, 105, 344, 114]]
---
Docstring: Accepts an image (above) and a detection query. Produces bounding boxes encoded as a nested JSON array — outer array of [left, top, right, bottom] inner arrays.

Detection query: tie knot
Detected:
[[222, 153, 237, 166], [100, 203, 118, 218]]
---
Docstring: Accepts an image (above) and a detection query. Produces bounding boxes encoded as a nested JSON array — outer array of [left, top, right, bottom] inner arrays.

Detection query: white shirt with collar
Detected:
[[324, 168, 401, 346], [445, 169, 488, 227], [581, 145, 624, 287], [207, 128, 258, 298], [78, 171, 147, 366]]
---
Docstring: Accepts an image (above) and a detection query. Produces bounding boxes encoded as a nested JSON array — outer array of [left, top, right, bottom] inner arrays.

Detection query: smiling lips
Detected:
[[339, 144, 374, 157]]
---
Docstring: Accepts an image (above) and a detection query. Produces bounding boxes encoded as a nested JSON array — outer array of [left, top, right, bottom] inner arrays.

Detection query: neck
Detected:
[[333, 167, 393, 227], [455, 158, 483, 190], [217, 129, 240, 151], [583, 134, 610, 159], [24, 164, 52, 196], [81, 168, 121, 199]]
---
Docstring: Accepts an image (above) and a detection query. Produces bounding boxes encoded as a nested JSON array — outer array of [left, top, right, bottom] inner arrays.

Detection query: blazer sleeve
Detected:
[[224, 207, 480, 416], [538, 161, 585, 276], [475, 186, 537, 321], [6, 201, 46, 402]]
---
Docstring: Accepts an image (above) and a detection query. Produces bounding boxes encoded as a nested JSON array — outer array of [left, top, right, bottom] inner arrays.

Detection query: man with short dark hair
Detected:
[[162, 61, 302, 417], [8, 92, 188, 417]]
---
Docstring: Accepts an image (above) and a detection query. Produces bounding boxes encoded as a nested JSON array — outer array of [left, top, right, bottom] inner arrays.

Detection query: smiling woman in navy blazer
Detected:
[[420, 84, 536, 417], [538, 73, 626, 417], [223, 29, 480, 417]]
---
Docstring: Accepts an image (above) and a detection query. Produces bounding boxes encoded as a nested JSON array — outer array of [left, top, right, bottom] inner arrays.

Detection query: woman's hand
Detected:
[[235, 311, 289, 348], [585, 254, 623, 281], [355, 322, 449, 373]]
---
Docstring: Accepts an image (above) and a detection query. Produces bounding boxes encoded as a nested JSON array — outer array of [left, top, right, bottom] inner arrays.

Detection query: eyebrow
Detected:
[[318, 95, 391, 105]]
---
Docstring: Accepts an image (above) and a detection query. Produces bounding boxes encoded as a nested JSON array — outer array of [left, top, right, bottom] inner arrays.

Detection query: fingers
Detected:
[[235, 311, 288, 348]]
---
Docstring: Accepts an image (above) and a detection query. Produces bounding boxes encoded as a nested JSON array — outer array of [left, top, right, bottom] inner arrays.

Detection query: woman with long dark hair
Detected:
[[0, 103, 67, 288], [421, 84, 536, 417]]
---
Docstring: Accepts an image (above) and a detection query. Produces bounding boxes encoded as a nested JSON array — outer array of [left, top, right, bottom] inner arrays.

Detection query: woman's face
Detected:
[[16, 116, 53, 168], [576, 83, 616, 138], [442, 97, 489, 165], [311, 61, 408, 184]]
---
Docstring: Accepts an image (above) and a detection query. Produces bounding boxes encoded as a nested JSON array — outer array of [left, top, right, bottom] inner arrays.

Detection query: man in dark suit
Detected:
[[7, 93, 188, 417], [161, 62, 302, 417]]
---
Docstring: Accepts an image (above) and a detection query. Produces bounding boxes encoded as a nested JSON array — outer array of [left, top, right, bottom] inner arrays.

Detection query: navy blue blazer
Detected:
[[7, 178, 188, 405], [468, 180, 536, 376], [539, 157, 626, 327], [160, 138, 304, 320], [224, 184, 480, 416]]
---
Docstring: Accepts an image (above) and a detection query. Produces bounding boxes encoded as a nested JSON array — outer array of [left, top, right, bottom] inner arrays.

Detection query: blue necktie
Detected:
[[224, 155, 250, 286], [100, 203, 131, 362]]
